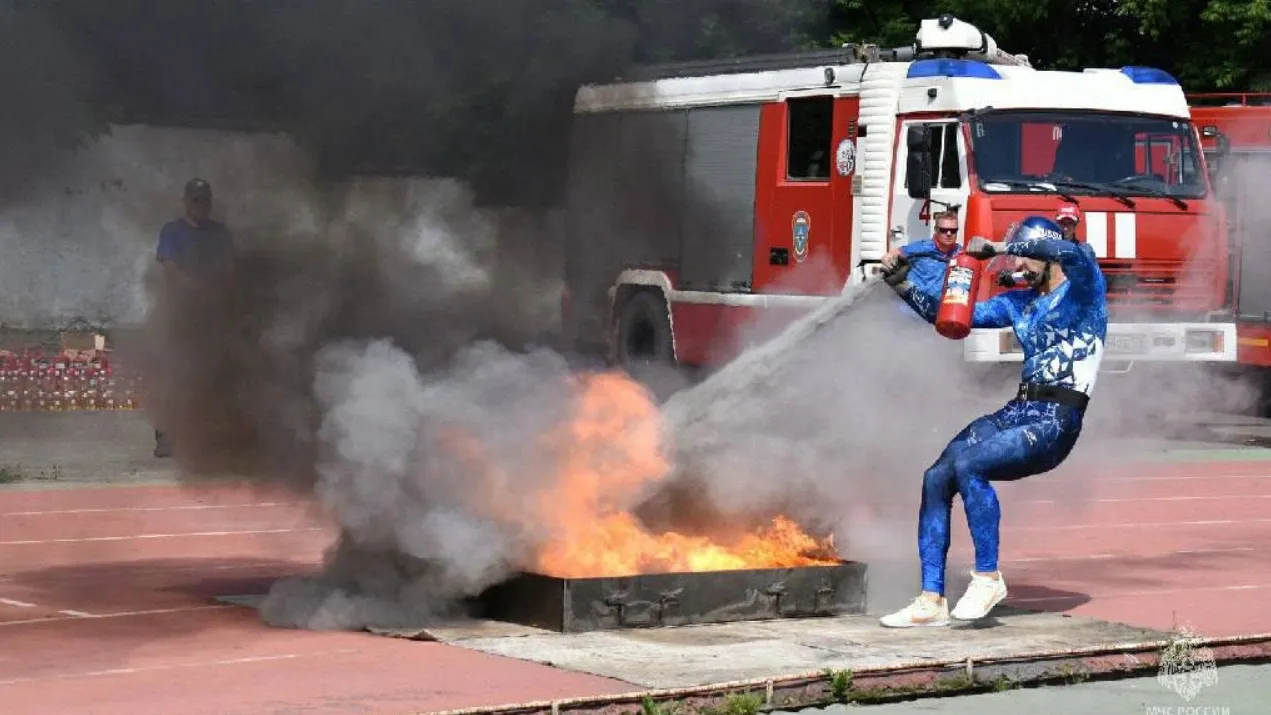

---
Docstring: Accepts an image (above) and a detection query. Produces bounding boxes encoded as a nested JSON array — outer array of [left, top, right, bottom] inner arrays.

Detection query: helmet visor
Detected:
[[985, 254, 1030, 286]]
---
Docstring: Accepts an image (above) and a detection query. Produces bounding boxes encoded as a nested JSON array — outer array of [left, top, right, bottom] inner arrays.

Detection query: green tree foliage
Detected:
[[830, 0, 1271, 91]]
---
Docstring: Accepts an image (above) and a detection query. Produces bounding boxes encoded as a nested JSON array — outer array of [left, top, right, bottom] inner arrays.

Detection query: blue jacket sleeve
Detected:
[[969, 293, 1018, 329], [897, 279, 940, 324], [1004, 238, 1105, 304]]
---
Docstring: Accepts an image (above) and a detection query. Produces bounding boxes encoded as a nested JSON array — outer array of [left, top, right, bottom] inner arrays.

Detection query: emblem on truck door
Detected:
[[836, 138, 856, 177], [793, 211, 811, 263]]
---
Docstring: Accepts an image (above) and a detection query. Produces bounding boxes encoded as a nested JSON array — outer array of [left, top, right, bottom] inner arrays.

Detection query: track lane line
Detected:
[[1, 502, 307, 517], [0, 604, 237, 628], [0, 527, 325, 546], [0, 648, 363, 686]]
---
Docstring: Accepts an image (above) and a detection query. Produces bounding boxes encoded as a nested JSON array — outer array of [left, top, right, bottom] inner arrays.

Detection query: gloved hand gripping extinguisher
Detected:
[[934, 251, 984, 340], [872, 247, 948, 290]]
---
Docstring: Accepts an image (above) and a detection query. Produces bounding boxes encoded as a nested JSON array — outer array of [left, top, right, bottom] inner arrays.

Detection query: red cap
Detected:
[[1056, 205, 1081, 224]]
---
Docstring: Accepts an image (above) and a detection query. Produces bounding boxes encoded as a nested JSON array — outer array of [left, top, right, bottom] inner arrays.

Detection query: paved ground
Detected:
[[3, 411, 1271, 713], [0, 411, 170, 484], [784, 662, 1264, 713]]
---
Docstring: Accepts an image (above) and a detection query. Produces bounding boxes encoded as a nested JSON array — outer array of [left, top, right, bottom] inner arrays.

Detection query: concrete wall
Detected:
[[0, 124, 564, 333]]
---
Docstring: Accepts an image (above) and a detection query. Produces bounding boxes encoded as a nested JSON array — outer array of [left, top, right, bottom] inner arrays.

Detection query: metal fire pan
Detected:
[[475, 561, 867, 633]]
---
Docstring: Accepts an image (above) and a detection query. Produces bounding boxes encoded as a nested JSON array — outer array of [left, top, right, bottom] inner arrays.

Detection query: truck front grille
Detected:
[[1099, 259, 1217, 312]]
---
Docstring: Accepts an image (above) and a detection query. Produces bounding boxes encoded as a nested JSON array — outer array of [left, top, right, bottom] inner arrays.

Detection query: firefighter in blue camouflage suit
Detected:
[[876, 215, 1108, 627]]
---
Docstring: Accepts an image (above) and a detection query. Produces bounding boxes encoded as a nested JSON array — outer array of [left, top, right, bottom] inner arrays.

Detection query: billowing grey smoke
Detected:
[[262, 337, 594, 629], [136, 175, 568, 483], [632, 268, 1005, 607], [0, 2, 103, 205], [655, 279, 978, 526], [134, 177, 621, 628], [96, 0, 830, 630], [21, 0, 821, 208]]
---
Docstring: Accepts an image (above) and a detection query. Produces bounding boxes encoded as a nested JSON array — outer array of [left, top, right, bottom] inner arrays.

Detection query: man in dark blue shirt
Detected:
[[152, 178, 234, 458], [156, 178, 234, 278]]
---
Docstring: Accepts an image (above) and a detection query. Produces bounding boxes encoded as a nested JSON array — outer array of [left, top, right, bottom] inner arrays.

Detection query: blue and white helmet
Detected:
[[988, 215, 1069, 282], [1004, 215, 1066, 245]]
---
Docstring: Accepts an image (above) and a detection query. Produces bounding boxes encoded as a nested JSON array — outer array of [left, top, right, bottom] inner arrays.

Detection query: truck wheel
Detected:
[[614, 289, 681, 400]]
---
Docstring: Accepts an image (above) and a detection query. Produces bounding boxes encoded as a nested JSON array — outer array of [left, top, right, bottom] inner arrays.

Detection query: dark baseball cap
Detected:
[[184, 178, 212, 198]]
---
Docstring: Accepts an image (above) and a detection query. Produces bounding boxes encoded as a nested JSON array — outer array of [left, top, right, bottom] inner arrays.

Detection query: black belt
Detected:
[[1014, 382, 1090, 410]]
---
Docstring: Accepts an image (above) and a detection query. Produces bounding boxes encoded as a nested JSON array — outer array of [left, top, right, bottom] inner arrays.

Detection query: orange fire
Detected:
[[529, 371, 838, 578]]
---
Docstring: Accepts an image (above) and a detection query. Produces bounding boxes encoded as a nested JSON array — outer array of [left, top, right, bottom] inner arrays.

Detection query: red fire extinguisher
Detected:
[[935, 253, 983, 340]]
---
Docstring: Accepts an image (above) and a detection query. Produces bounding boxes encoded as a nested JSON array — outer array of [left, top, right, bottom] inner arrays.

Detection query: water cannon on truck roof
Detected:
[[559, 15, 1232, 388], [901, 14, 1030, 67]]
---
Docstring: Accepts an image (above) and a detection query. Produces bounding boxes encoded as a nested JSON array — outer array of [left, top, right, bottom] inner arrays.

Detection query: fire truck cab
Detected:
[[560, 16, 1234, 377]]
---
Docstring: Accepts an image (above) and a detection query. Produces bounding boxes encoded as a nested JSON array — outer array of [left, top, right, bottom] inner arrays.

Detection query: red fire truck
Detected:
[[559, 15, 1233, 385], [1188, 93, 1271, 371]]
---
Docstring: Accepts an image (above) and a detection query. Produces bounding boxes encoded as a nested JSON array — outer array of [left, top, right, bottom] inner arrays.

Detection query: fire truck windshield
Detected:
[[968, 111, 1207, 200]]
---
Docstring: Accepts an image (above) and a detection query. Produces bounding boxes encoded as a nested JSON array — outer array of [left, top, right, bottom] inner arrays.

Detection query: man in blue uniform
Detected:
[[884, 209, 963, 291], [152, 178, 234, 458], [877, 215, 1107, 627], [882, 210, 964, 326]]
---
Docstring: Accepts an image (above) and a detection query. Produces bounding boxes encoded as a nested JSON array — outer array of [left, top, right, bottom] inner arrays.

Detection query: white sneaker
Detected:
[[951, 571, 1008, 620], [879, 595, 950, 628]]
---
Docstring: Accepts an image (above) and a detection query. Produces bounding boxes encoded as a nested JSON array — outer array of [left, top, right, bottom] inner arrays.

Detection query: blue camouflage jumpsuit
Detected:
[[894, 233, 1108, 595]]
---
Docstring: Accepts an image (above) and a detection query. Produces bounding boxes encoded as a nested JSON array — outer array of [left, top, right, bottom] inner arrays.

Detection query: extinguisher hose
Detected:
[[862, 249, 953, 288], [856, 249, 950, 272], [898, 249, 952, 263]]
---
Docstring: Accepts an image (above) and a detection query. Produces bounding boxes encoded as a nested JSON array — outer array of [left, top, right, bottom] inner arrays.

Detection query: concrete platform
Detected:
[[216, 593, 1271, 715], [447, 611, 1166, 690], [217, 595, 1171, 690]]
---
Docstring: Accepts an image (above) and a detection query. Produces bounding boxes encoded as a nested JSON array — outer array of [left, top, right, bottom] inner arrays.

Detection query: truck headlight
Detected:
[[1184, 329, 1224, 353]]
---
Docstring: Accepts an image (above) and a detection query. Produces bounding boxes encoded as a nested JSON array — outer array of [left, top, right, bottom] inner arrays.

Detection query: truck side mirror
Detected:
[[1201, 125, 1231, 157], [905, 125, 933, 200], [1201, 127, 1230, 181]]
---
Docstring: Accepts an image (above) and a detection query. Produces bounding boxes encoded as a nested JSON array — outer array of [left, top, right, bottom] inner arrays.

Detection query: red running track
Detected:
[[0, 484, 632, 715], [2, 459, 1270, 714], [952, 459, 1271, 637]]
